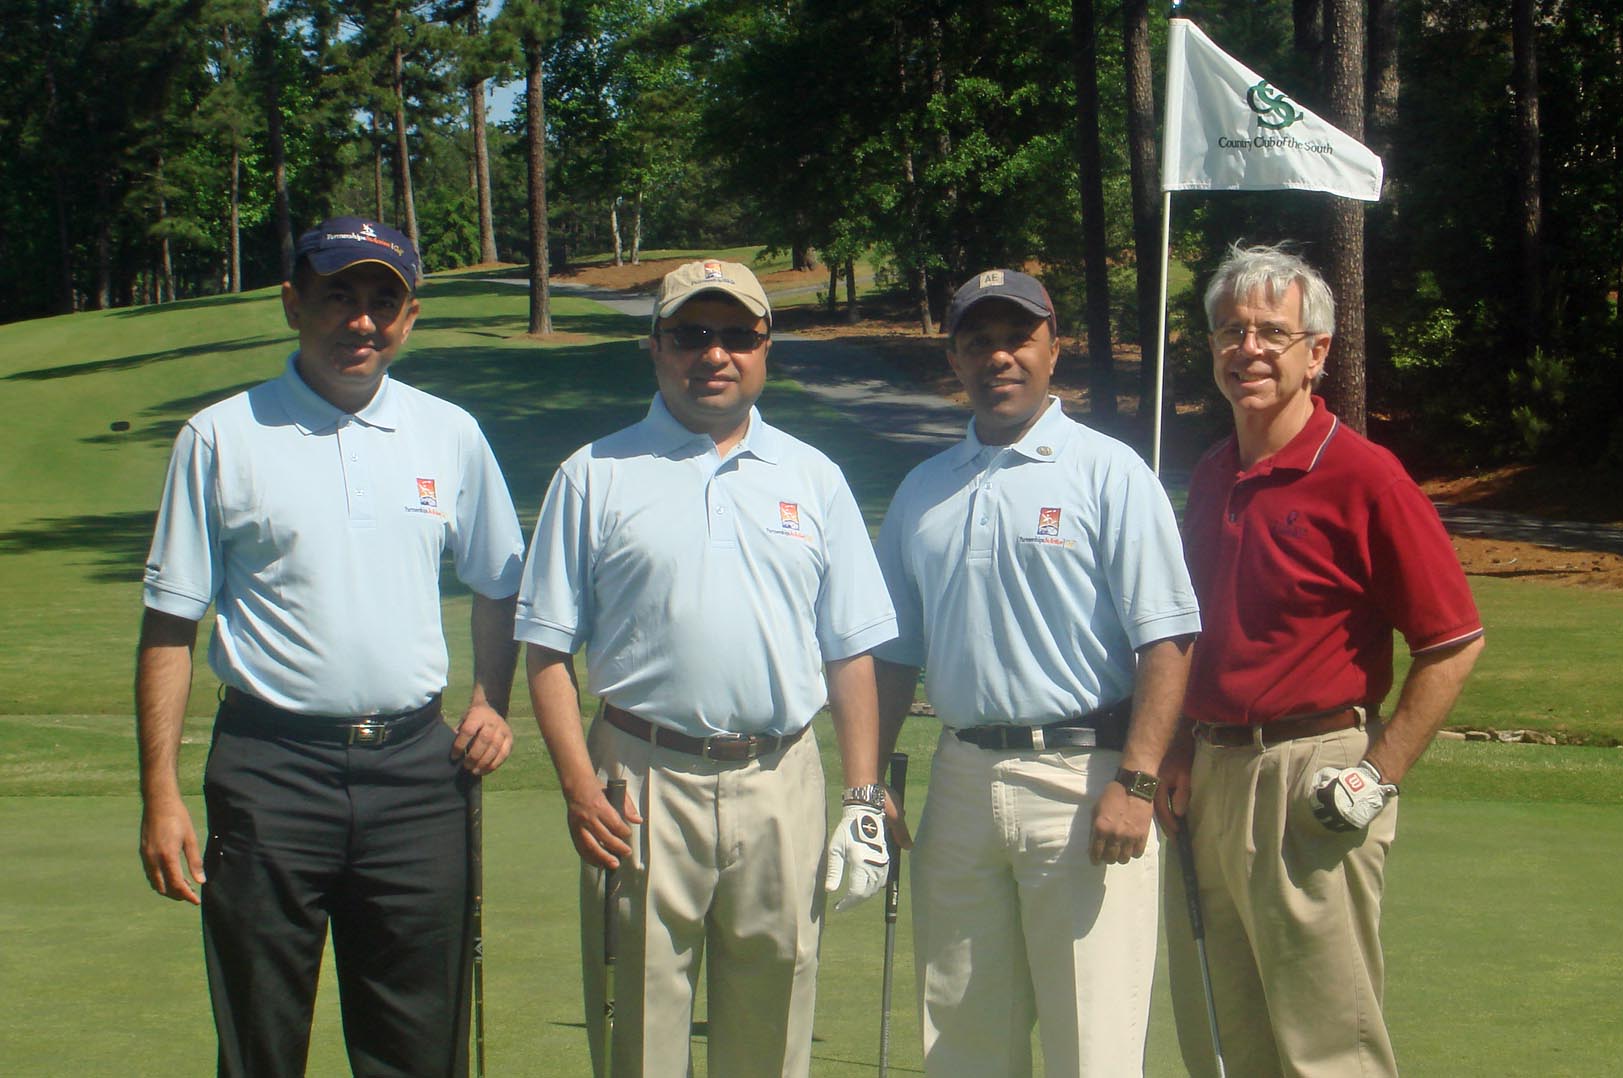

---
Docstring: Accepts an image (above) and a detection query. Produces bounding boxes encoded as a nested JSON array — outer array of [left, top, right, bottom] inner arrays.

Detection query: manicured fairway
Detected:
[[3, 273, 1621, 1075]]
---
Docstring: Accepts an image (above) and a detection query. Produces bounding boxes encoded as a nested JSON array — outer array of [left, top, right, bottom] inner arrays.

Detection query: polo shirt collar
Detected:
[[1228, 394, 1340, 479], [948, 396, 1071, 470], [278, 353, 401, 435], [643, 393, 780, 465]]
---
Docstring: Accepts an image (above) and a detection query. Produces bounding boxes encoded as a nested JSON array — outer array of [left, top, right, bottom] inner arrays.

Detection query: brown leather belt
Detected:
[[1195, 706, 1368, 749], [953, 698, 1131, 752], [221, 687, 442, 747], [600, 703, 809, 762]]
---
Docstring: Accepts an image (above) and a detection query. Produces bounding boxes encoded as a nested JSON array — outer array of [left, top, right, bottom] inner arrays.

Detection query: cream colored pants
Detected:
[[911, 730, 1159, 1078], [1165, 723, 1399, 1078], [579, 719, 827, 1078]]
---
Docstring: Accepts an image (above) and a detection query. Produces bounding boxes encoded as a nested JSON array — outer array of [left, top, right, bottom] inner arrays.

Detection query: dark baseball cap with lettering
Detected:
[[944, 269, 1055, 337], [294, 216, 420, 291]]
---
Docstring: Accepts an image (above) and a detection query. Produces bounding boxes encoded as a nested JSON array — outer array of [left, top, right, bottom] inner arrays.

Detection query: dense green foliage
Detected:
[[0, 0, 1618, 458]]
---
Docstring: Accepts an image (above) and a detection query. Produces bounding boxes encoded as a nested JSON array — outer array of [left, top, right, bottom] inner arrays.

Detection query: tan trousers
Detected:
[[579, 718, 827, 1078], [1165, 723, 1399, 1078], [911, 731, 1159, 1078]]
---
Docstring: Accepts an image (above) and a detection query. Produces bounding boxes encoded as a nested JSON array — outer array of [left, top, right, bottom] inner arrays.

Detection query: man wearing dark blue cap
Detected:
[[136, 216, 525, 1075], [873, 269, 1199, 1076]]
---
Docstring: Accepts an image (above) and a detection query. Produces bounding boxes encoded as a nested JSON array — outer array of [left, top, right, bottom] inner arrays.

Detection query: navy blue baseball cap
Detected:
[[294, 216, 420, 291], [944, 269, 1055, 337]]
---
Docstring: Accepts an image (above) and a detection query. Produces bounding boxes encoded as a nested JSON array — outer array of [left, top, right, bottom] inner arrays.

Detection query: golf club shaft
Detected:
[[469, 777, 485, 1078], [602, 777, 627, 1078], [1175, 823, 1226, 1078], [878, 752, 909, 1078]]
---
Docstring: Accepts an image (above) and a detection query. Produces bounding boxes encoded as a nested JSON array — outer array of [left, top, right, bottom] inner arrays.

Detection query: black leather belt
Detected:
[[221, 688, 442, 747], [953, 698, 1131, 752], [601, 703, 809, 762], [1195, 706, 1368, 748]]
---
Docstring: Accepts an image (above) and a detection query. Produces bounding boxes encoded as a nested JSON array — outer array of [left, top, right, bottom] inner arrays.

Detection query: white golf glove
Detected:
[[1311, 760, 1399, 832], [824, 804, 890, 911]]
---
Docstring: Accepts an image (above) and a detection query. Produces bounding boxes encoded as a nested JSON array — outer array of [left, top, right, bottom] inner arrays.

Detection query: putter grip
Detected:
[[885, 753, 908, 888], [1175, 826, 1205, 939], [604, 779, 627, 963]]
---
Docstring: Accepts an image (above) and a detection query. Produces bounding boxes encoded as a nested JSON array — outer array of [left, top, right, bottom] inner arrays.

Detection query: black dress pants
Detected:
[[200, 699, 473, 1077]]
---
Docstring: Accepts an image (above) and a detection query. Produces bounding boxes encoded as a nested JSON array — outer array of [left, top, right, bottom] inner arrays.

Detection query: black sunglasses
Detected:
[[658, 325, 770, 352]]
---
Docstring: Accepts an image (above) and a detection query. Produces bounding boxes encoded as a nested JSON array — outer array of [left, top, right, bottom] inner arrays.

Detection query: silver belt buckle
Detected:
[[348, 720, 388, 746], [1029, 726, 1046, 751]]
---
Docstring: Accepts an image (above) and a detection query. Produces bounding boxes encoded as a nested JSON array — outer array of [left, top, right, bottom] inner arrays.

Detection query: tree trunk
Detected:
[[1366, 0, 1399, 161], [1122, 0, 1160, 437], [1072, 0, 1116, 418], [1323, 0, 1367, 434], [94, 182, 112, 310], [527, 52, 551, 335], [228, 142, 241, 293], [258, 0, 291, 279], [611, 197, 623, 266], [845, 259, 859, 323], [631, 189, 643, 265], [471, 78, 497, 263], [1512, 0, 1542, 356], [792, 241, 813, 271], [826, 263, 838, 313], [42, 18, 74, 312], [372, 112, 385, 222], [393, 41, 418, 243]]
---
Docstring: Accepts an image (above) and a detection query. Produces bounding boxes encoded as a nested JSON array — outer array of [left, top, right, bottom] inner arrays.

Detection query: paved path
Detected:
[[504, 279, 1623, 555]]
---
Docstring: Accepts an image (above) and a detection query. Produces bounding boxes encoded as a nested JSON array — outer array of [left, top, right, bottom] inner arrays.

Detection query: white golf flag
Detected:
[[1161, 18, 1383, 201]]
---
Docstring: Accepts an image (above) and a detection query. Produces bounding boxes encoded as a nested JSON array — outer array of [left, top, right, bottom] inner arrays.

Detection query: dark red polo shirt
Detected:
[[1183, 397, 1483, 725]]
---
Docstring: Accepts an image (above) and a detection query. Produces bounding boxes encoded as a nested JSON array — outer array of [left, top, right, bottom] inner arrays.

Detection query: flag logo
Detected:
[[779, 501, 801, 531], [1037, 507, 1061, 537], [416, 478, 438, 507], [1246, 81, 1301, 130]]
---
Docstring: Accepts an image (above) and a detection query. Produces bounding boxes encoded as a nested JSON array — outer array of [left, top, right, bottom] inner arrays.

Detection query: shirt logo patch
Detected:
[[1018, 503, 1076, 549], [779, 501, 801, 531], [416, 478, 438, 507], [1270, 509, 1309, 539]]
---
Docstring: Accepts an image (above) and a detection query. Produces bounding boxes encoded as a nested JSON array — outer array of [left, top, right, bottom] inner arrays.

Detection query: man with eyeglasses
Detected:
[[517, 258, 897, 1077], [872, 269, 1200, 1076], [1160, 243, 1484, 1077]]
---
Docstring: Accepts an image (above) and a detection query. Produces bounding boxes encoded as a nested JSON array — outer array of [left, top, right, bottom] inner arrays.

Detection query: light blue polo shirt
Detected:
[[143, 355, 525, 716], [875, 397, 1200, 728], [515, 395, 897, 737]]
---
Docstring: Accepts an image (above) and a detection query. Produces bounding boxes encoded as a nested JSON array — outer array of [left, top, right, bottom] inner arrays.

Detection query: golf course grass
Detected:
[[2, 267, 1620, 1074]]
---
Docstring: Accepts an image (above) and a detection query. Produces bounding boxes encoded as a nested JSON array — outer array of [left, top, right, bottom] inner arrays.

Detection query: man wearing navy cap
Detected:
[[517, 258, 897, 1076], [136, 216, 525, 1076], [873, 269, 1200, 1076]]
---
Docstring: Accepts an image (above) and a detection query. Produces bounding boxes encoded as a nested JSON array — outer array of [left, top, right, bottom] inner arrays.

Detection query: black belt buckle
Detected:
[[348, 720, 389, 746]]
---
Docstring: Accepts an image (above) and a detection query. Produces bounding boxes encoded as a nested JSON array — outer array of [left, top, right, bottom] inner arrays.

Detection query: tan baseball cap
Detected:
[[651, 259, 772, 330]]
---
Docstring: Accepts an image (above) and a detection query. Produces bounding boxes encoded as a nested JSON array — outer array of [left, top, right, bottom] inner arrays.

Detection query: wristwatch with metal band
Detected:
[[1115, 768, 1160, 802], [841, 783, 887, 810]]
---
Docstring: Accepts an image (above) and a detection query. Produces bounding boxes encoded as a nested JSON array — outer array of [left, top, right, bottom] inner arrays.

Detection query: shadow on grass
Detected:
[[5, 336, 282, 382], [105, 289, 278, 318], [0, 509, 155, 582]]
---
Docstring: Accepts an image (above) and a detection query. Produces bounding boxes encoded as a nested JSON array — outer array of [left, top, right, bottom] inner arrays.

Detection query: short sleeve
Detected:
[[1095, 459, 1202, 649], [813, 472, 897, 662], [514, 463, 595, 655], [450, 425, 524, 600], [873, 488, 926, 668], [1367, 479, 1483, 654], [142, 422, 221, 622]]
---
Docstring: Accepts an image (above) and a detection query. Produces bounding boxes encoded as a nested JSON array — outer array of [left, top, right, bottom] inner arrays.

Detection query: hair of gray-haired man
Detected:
[[1202, 242, 1336, 338]]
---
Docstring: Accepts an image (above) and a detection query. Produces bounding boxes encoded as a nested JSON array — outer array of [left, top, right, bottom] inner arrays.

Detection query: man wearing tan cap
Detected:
[[517, 259, 898, 1076]]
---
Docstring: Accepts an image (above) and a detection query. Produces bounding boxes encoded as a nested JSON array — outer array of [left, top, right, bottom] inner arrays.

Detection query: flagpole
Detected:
[[1152, 189, 1172, 477]]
